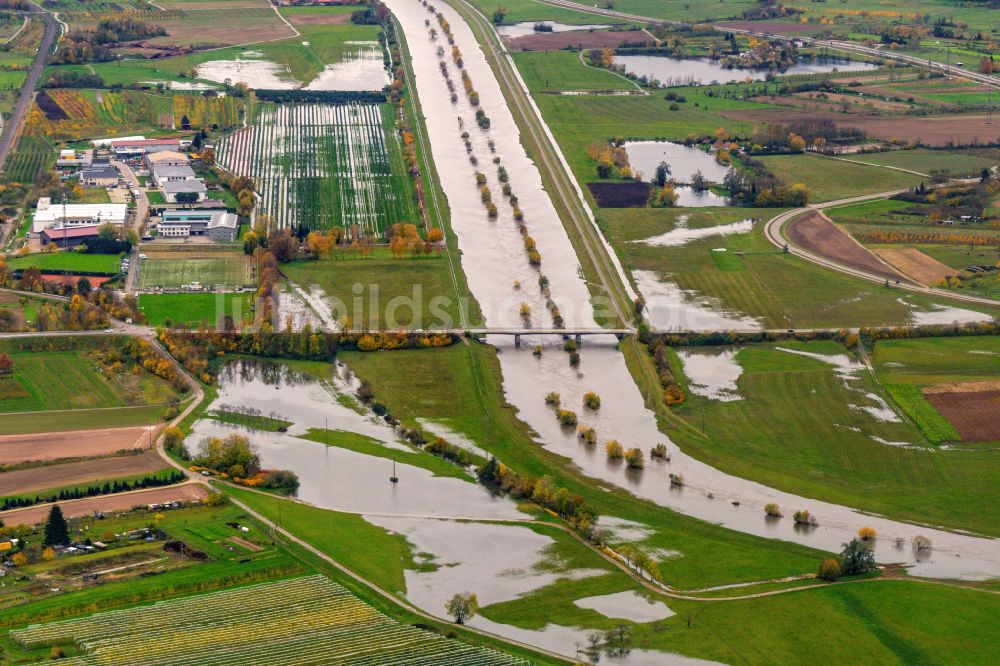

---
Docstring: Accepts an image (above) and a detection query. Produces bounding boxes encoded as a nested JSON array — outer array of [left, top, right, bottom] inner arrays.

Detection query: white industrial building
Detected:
[[32, 198, 127, 234]]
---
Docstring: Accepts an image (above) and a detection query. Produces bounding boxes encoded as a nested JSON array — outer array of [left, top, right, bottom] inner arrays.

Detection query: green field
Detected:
[[283, 254, 471, 329], [838, 149, 1000, 177], [138, 292, 253, 328], [465, 0, 624, 24], [661, 339, 1000, 536], [7, 252, 120, 275], [873, 336, 1000, 386], [299, 428, 476, 480], [137, 254, 253, 290], [0, 348, 176, 414], [755, 154, 923, 202], [513, 50, 636, 92]]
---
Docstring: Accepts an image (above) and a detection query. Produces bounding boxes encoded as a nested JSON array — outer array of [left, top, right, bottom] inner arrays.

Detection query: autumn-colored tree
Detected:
[[0, 352, 13, 375], [445, 592, 479, 624], [818, 558, 842, 581]]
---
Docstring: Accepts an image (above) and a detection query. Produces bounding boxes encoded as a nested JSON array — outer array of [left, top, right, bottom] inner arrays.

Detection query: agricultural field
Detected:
[[137, 250, 254, 290], [217, 103, 418, 235], [828, 148, 1000, 178], [0, 425, 153, 465], [282, 252, 469, 329], [873, 336, 1000, 445], [10, 575, 528, 665], [138, 292, 254, 328], [512, 50, 635, 92], [3, 130, 54, 183], [30, 89, 242, 142]]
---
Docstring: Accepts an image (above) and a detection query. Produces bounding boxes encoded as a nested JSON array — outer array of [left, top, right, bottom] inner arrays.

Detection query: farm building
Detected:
[[78, 164, 119, 187], [158, 209, 238, 241], [32, 198, 127, 233], [110, 139, 181, 158], [40, 224, 102, 248], [146, 151, 190, 168], [162, 179, 207, 203]]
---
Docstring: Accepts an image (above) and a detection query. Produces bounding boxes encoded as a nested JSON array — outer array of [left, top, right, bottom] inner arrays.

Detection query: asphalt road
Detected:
[[113, 160, 149, 294], [0, 8, 58, 174]]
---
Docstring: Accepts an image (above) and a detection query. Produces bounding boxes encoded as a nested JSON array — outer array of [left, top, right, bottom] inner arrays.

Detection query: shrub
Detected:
[[668, 473, 684, 487], [569, 351, 580, 366], [858, 526, 877, 541], [582, 391, 601, 410], [557, 409, 578, 426], [544, 392, 560, 407], [625, 448, 644, 469], [818, 558, 842, 581], [577, 424, 597, 445], [605, 440, 624, 459], [912, 535, 932, 552], [563, 338, 578, 352], [650, 443, 668, 459], [793, 510, 817, 526], [764, 502, 782, 518]]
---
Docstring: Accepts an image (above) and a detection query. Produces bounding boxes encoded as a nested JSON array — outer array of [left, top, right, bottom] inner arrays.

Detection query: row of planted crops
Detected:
[[216, 102, 417, 237], [11, 575, 528, 666]]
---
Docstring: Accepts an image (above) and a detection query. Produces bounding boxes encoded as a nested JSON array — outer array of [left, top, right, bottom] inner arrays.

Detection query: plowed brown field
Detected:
[[0, 483, 208, 526], [0, 426, 153, 465], [2, 451, 168, 496], [786, 211, 906, 280]]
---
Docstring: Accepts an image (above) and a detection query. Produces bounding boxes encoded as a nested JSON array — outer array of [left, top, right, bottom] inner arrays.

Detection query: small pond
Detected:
[[615, 55, 878, 87]]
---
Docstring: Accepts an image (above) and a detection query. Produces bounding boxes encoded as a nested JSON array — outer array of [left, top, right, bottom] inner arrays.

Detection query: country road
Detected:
[[0, 7, 58, 174]]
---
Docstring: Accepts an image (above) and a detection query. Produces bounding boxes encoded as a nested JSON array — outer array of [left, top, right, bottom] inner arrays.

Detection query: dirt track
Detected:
[[720, 108, 1000, 146], [507, 29, 652, 51], [786, 211, 905, 281], [2, 451, 168, 496], [0, 426, 153, 465], [0, 483, 208, 526]]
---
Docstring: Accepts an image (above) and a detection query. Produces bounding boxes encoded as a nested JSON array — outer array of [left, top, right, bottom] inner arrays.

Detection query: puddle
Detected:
[[197, 56, 297, 89], [677, 348, 743, 402], [900, 299, 993, 325], [573, 591, 674, 622], [635, 214, 754, 247], [305, 46, 390, 91], [277, 284, 326, 332], [197, 47, 387, 90], [633, 269, 762, 331]]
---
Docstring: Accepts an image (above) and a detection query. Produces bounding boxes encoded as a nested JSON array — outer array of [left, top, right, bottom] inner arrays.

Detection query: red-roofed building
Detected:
[[40, 224, 102, 248]]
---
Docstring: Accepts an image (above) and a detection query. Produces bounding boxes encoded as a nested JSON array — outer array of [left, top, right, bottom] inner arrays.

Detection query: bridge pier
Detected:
[[575, 333, 582, 346], [514, 333, 521, 348]]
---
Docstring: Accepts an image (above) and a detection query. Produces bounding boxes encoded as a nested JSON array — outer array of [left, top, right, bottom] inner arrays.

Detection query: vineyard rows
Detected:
[[216, 102, 417, 236], [4, 130, 53, 182], [11, 575, 528, 666]]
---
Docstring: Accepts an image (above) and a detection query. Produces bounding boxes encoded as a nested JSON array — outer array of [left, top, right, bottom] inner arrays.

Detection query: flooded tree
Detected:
[[445, 592, 479, 624]]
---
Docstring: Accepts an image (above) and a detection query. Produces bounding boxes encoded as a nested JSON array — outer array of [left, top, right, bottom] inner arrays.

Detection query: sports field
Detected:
[[137, 252, 254, 290]]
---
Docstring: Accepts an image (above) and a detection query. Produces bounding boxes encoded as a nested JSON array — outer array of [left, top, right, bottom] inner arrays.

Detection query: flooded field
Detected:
[[497, 21, 611, 38], [632, 269, 761, 331], [615, 55, 878, 87], [196, 46, 388, 91], [574, 591, 674, 622], [189, 360, 520, 519]]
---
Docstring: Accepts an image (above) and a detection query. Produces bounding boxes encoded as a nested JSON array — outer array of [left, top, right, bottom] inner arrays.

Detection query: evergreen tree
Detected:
[[44, 505, 69, 547]]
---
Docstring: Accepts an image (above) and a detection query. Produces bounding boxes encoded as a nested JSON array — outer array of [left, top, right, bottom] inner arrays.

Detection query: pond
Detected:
[[624, 141, 732, 207], [615, 55, 878, 87], [497, 21, 611, 39]]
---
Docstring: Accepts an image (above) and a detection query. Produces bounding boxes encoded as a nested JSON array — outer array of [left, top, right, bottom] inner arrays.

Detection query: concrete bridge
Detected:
[[463, 328, 633, 346]]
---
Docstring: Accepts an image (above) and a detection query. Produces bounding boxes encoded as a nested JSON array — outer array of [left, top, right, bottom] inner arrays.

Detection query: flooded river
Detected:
[[387, 0, 1000, 583]]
